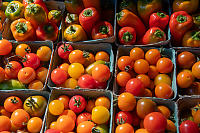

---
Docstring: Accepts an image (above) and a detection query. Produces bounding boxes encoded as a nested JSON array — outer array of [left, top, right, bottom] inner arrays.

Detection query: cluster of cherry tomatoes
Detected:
[[50, 43, 111, 89], [0, 95, 47, 133], [0, 39, 52, 90], [116, 47, 174, 99], [115, 92, 176, 133], [176, 51, 200, 95], [46, 94, 111, 133]]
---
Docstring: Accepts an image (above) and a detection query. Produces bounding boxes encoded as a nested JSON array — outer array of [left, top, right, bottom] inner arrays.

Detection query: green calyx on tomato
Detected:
[[66, 13, 75, 23], [157, 12, 166, 18], [83, 9, 93, 17], [153, 29, 164, 38], [10, 97, 19, 104], [26, 4, 40, 14], [74, 97, 82, 107], [25, 96, 39, 109], [61, 43, 72, 52], [83, 51, 90, 58], [191, 31, 200, 40], [177, 15, 187, 23], [123, 32, 133, 42], [15, 22, 28, 34], [117, 117, 126, 125], [99, 26, 109, 34], [91, 127, 101, 133], [66, 25, 76, 35]]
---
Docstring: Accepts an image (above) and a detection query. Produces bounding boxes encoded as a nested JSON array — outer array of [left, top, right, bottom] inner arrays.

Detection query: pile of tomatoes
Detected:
[[115, 92, 176, 133], [50, 43, 111, 89], [176, 51, 200, 95], [0, 95, 47, 133], [45, 94, 111, 133], [116, 47, 174, 99]]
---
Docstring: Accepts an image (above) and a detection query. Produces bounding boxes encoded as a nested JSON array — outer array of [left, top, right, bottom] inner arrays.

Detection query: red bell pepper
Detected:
[[142, 27, 166, 45], [169, 11, 193, 46], [118, 27, 136, 45], [91, 21, 113, 40], [79, 7, 100, 36], [23, 0, 49, 14], [149, 12, 169, 30], [36, 22, 58, 41]]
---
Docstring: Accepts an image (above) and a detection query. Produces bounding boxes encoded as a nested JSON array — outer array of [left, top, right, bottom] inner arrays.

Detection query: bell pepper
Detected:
[[79, 7, 100, 36], [24, 3, 48, 29], [149, 12, 169, 30], [36, 22, 58, 41], [65, 13, 79, 27], [137, 0, 162, 26], [5, 1, 24, 21], [142, 27, 166, 45], [48, 10, 62, 25], [10, 18, 36, 41], [169, 11, 193, 46], [118, 27, 136, 45], [193, 13, 200, 29], [1, 2, 9, 11], [116, 9, 146, 41], [82, 0, 101, 13], [64, 24, 87, 42], [182, 30, 200, 47], [120, 0, 137, 14], [23, 0, 49, 14], [64, 0, 84, 15], [91, 21, 113, 40], [0, 10, 6, 24], [173, 0, 199, 14]]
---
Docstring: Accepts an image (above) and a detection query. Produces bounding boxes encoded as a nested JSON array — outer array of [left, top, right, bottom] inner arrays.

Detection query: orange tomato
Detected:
[[36, 46, 52, 61], [10, 120, 21, 132], [155, 83, 173, 99], [0, 116, 11, 132], [192, 61, 200, 79], [28, 80, 43, 90], [143, 89, 152, 97], [58, 95, 70, 109], [77, 121, 95, 133], [117, 56, 134, 71], [116, 71, 131, 87], [115, 123, 134, 133], [69, 50, 86, 64], [0, 39, 12, 55], [15, 44, 31, 57], [135, 129, 149, 133], [95, 96, 110, 109], [130, 47, 144, 61], [154, 74, 172, 86], [118, 92, 136, 111], [18, 67, 36, 84], [36, 67, 48, 83], [136, 74, 150, 88], [57, 115, 75, 133], [4, 96, 23, 113], [92, 64, 111, 83], [5, 61, 22, 79], [157, 106, 171, 119], [49, 100, 64, 116], [192, 104, 200, 117], [84, 53, 95, 67], [11, 109, 30, 128], [95, 51, 110, 62], [59, 63, 69, 76], [0, 106, 11, 118], [145, 49, 161, 65], [60, 110, 76, 122], [147, 65, 159, 79], [85, 99, 95, 113], [0, 67, 5, 83], [177, 71, 194, 89], [27, 117, 43, 133], [156, 58, 173, 74], [134, 59, 149, 74], [59, 78, 78, 89]]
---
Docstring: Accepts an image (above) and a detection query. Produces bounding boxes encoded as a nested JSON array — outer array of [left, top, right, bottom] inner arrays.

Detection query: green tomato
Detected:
[[95, 124, 109, 133]]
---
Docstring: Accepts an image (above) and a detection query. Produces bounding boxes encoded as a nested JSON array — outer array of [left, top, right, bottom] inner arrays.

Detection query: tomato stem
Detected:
[[11, 97, 19, 104]]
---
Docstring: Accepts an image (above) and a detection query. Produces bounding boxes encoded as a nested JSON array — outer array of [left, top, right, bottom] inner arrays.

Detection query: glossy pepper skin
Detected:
[[118, 27, 136, 45], [149, 12, 169, 30], [64, 24, 87, 42], [79, 7, 100, 36], [65, 13, 79, 27], [36, 22, 58, 41], [117, 9, 146, 41], [48, 10, 62, 25], [5, 1, 25, 21], [169, 11, 193, 46], [82, 0, 101, 13], [64, 0, 84, 15], [10, 18, 36, 41], [91, 21, 113, 40], [142, 27, 166, 45], [173, 0, 199, 14], [182, 30, 200, 47], [192, 13, 200, 29], [137, 0, 162, 26], [119, 0, 137, 14]]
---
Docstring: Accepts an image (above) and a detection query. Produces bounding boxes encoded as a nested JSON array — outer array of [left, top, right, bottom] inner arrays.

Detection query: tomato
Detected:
[[125, 78, 145, 96], [5, 61, 22, 79], [77, 121, 95, 133], [143, 89, 152, 97], [11, 109, 30, 128], [59, 63, 69, 74], [194, 110, 200, 124], [156, 58, 173, 74], [4, 96, 22, 113], [27, 117, 42, 133], [115, 123, 134, 133], [60, 109, 76, 121], [116, 71, 131, 87], [177, 71, 194, 88], [69, 95, 86, 114], [95, 96, 110, 109], [0, 67, 5, 83], [180, 120, 199, 133], [129, 47, 144, 61], [0, 116, 11, 132], [45, 129, 61, 133], [177, 51, 196, 69], [136, 74, 150, 88], [134, 59, 149, 74], [166, 119, 176, 133], [118, 92, 136, 111], [145, 49, 161, 65], [132, 111, 140, 127], [154, 74, 172, 86], [28, 80, 43, 90], [144, 112, 167, 133], [155, 83, 173, 99], [135, 129, 149, 133], [58, 43, 73, 60], [115, 111, 133, 125], [136, 98, 157, 119], [78, 74, 96, 89], [92, 64, 111, 83], [148, 65, 159, 79], [36, 67, 48, 83], [85, 100, 95, 113], [0, 39, 12, 55], [0, 106, 11, 118], [157, 106, 171, 119], [58, 95, 70, 109], [60, 78, 78, 89], [84, 52, 95, 67], [95, 124, 109, 133], [192, 61, 200, 79], [92, 106, 110, 124], [76, 112, 92, 126], [57, 115, 75, 133], [117, 56, 133, 71], [51, 68, 68, 85], [68, 63, 84, 79], [18, 67, 36, 84], [36, 46, 52, 61], [15, 44, 31, 57], [95, 51, 110, 62], [69, 50, 86, 64], [50, 121, 57, 129], [95, 80, 107, 89], [49, 100, 64, 116], [23, 53, 40, 69]]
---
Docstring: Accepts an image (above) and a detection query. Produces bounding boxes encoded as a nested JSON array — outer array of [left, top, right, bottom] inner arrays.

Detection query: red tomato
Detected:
[[115, 111, 133, 125], [76, 112, 92, 126], [180, 120, 199, 133], [95, 80, 107, 89], [23, 53, 40, 69], [78, 74, 96, 89], [125, 78, 145, 96], [69, 95, 86, 114], [58, 43, 73, 60], [51, 68, 68, 85], [5, 61, 22, 79]]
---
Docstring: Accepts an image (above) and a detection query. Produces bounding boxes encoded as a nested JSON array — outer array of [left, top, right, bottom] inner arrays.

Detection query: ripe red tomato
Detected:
[[5, 61, 22, 79], [76, 112, 92, 126], [78, 74, 96, 89], [69, 95, 86, 114], [4, 96, 22, 113], [115, 111, 133, 125], [177, 51, 196, 69], [58, 43, 73, 60], [51, 68, 68, 85], [125, 78, 145, 96], [23, 53, 40, 69], [180, 120, 199, 133], [95, 80, 107, 89]]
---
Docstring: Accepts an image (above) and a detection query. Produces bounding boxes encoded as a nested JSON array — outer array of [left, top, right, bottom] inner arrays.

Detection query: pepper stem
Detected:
[[67, 25, 76, 35], [99, 26, 109, 34], [27, 4, 40, 14], [116, 11, 124, 21], [177, 15, 187, 23], [10, 5, 15, 12], [83, 9, 93, 17], [154, 29, 164, 38], [157, 12, 166, 18], [123, 32, 133, 42], [192, 31, 200, 40], [15, 22, 28, 34]]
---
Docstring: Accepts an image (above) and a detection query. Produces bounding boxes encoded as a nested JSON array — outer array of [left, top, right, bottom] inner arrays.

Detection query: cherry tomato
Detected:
[[115, 123, 134, 133], [59, 63, 69, 74], [177, 71, 194, 88], [0, 39, 12, 55], [92, 64, 111, 83], [36, 67, 48, 83], [84, 53, 95, 67], [36, 46, 52, 61], [116, 71, 131, 87], [134, 59, 149, 74], [154, 74, 172, 86], [135, 129, 149, 133], [145, 49, 161, 65], [95, 96, 110, 109], [51, 68, 68, 85], [5, 61, 22, 79], [78, 74, 96, 89], [77, 121, 95, 133], [45, 129, 61, 133], [23, 53, 40, 69], [60, 109, 76, 121], [28, 80, 43, 90], [0, 116, 11, 132], [4, 96, 22, 113], [155, 83, 174, 99], [157, 106, 171, 119], [115, 111, 133, 125], [95, 80, 107, 89], [95, 51, 110, 62], [166, 119, 176, 133], [118, 92, 136, 111], [69, 50, 86, 64], [15, 44, 31, 57], [143, 89, 153, 97], [148, 65, 159, 79], [57, 115, 75, 133], [0, 106, 11, 118], [0, 67, 5, 83], [177, 51, 196, 69], [49, 100, 64, 116], [58, 95, 70, 109], [117, 56, 133, 71], [180, 120, 199, 133], [18, 67, 36, 84], [76, 112, 92, 126], [129, 47, 144, 61], [58, 43, 73, 60], [125, 78, 145, 96], [92, 106, 110, 124], [85, 99, 95, 113], [60, 78, 78, 89], [194, 110, 200, 124], [11, 109, 30, 128], [27, 117, 42, 133], [156, 57, 173, 74], [69, 95, 86, 114], [68, 63, 84, 79], [136, 74, 150, 88], [192, 61, 200, 79]]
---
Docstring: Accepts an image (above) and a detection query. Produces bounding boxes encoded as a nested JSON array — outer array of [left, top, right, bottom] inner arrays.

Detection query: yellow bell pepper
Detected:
[[182, 30, 200, 47]]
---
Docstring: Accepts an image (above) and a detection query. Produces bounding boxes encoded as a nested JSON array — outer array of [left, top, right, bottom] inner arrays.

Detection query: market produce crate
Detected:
[[0, 90, 50, 133], [0, 40, 53, 91], [45, 89, 113, 133], [113, 45, 177, 100], [61, 0, 116, 43], [115, 0, 171, 46], [48, 42, 114, 90]]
